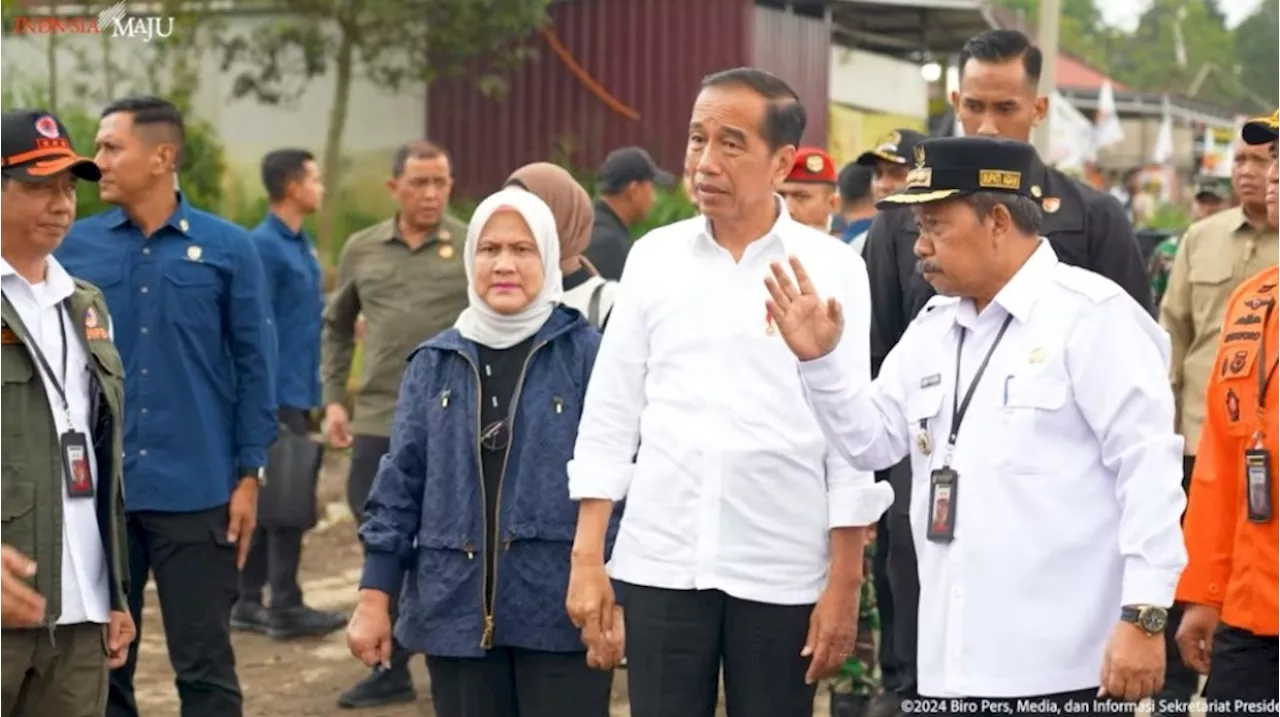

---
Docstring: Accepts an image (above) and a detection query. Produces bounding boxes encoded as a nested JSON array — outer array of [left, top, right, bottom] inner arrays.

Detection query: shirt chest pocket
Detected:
[[999, 375, 1071, 473], [162, 260, 223, 328], [1187, 253, 1236, 324], [0, 344, 37, 454]]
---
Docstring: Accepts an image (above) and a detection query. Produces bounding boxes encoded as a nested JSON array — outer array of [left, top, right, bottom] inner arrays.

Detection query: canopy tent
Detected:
[[827, 0, 996, 61]]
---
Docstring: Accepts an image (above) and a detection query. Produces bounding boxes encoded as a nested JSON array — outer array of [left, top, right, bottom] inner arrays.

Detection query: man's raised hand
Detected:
[[764, 256, 844, 361]]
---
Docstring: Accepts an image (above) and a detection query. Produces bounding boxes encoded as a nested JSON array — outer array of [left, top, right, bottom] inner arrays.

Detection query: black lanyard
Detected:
[[946, 314, 1015, 466], [2, 292, 72, 424]]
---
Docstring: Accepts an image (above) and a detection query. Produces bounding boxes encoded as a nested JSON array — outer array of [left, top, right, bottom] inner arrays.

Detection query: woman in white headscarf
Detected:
[[346, 188, 618, 717]]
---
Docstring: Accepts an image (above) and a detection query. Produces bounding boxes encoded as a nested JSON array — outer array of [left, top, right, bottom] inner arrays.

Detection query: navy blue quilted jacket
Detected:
[[358, 306, 619, 658]]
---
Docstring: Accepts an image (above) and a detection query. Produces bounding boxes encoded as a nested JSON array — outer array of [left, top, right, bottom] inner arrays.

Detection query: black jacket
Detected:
[[584, 199, 632, 281]]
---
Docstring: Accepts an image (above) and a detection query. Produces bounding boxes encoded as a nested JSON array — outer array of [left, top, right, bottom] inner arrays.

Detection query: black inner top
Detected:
[[476, 336, 535, 611]]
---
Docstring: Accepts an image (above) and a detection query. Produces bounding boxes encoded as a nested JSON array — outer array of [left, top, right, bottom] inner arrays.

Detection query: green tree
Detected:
[[218, 0, 552, 259], [1235, 0, 1280, 106], [1109, 0, 1236, 100], [989, 0, 1118, 72]]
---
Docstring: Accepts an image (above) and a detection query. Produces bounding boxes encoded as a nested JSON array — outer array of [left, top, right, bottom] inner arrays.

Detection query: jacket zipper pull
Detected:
[[480, 614, 496, 649], [441, 389, 451, 409], [553, 396, 563, 414]]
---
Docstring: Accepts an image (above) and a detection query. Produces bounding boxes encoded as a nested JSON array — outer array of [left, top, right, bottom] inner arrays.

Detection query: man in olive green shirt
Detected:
[[1155, 134, 1278, 717], [323, 140, 469, 710]]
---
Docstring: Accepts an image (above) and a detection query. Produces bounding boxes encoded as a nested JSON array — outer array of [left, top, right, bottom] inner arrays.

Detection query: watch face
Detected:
[[1140, 608, 1168, 633]]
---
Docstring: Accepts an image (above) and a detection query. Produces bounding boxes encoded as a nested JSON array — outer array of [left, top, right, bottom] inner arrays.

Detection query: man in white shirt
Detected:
[[764, 136, 1187, 713], [565, 67, 892, 717], [0, 109, 135, 717]]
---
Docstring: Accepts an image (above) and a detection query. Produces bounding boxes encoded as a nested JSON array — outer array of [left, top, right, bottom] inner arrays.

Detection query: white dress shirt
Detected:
[[568, 203, 894, 605], [1, 257, 111, 625], [798, 241, 1187, 697]]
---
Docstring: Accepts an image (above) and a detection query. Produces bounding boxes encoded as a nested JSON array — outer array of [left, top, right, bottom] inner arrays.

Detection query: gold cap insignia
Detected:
[[913, 145, 926, 167], [1031, 185, 1043, 198], [804, 154, 824, 173], [186, 245, 202, 261], [1043, 197, 1061, 214]]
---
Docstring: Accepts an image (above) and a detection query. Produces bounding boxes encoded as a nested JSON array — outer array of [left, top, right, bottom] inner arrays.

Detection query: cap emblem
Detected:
[[805, 154, 824, 173], [34, 116, 59, 139]]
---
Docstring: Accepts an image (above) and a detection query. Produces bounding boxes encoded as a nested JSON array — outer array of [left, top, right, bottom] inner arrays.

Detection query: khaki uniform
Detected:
[[1160, 207, 1278, 452], [320, 215, 469, 437], [1, 280, 128, 717]]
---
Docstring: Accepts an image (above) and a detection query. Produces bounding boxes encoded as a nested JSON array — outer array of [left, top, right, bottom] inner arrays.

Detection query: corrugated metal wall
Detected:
[[749, 5, 831, 149], [428, 0, 752, 199]]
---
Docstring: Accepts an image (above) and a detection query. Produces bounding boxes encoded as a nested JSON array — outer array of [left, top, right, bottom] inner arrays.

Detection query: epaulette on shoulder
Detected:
[[1052, 264, 1123, 304], [71, 277, 104, 297], [913, 294, 959, 323]]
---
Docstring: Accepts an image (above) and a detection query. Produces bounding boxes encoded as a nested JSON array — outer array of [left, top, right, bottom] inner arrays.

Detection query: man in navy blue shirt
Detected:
[[231, 148, 345, 640], [55, 96, 275, 717]]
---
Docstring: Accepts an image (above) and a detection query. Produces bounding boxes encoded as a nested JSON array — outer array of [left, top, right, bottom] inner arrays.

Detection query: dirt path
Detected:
[[128, 451, 834, 716]]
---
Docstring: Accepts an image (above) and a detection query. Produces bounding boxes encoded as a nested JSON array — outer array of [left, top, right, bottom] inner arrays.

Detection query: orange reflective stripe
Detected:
[[0, 146, 75, 167]]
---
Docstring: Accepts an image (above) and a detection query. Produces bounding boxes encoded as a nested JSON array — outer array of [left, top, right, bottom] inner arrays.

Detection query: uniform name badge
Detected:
[[926, 467, 958, 542], [61, 430, 94, 499]]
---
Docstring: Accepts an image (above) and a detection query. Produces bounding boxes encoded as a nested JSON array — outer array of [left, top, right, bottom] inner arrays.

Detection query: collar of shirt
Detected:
[[953, 239, 1058, 330], [101, 192, 193, 238], [264, 211, 306, 241], [0, 255, 77, 307], [691, 195, 794, 258], [593, 198, 627, 231], [384, 214, 458, 245], [841, 217, 874, 244]]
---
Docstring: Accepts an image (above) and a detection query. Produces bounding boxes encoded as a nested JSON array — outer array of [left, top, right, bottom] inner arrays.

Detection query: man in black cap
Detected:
[[0, 110, 135, 717], [585, 146, 676, 280], [855, 129, 928, 202], [767, 136, 1185, 713], [861, 32, 1153, 717]]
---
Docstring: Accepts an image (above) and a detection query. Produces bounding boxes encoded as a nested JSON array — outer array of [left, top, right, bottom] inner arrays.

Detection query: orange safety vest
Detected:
[[1176, 264, 1279, 636]]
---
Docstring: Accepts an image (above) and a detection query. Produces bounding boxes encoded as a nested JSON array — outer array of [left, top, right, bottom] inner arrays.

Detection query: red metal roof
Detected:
[[1056, 53, 1128, 92]]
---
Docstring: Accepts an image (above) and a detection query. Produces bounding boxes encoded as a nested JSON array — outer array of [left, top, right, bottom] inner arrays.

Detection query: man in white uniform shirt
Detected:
[[0, 109, 134, 717], [564, 67, 892, 717], [764, 137, 1187, 714]]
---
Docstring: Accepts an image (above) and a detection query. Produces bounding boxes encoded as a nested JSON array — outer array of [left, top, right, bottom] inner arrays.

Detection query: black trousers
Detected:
[[239, 408, 311, 610], [621, 582, 816, 717], [884, 458, 920, 696], [1203, 625, 1279, 714], [107, 506, 241, 717], [347, 434, 416, 669], [1154, 455, 1202, 716], [426, 647, 612, 717], [932, 688, 1122, 717]]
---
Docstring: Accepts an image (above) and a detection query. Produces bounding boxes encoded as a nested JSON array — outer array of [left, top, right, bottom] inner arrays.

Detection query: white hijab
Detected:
[[454, 187, 564, 349]]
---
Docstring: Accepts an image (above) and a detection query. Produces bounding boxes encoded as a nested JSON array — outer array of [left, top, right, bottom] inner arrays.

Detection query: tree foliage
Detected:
[[992, 0, 1275, 112], [1235, 0, 1280, 106], [216, 0, 551, 254]]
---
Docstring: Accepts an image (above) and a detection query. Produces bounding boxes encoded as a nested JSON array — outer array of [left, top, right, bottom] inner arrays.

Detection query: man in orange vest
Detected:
[[1174, 108, 1279, 706]]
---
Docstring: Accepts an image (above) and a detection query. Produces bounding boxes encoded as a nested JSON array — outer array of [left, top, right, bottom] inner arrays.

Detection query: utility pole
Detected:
[[1032, 0, 1061, 156]]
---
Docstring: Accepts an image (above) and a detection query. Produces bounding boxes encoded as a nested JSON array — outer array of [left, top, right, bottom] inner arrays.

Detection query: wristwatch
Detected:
[[1120, 605, 1169, 635], [239, 467, 266, 486]]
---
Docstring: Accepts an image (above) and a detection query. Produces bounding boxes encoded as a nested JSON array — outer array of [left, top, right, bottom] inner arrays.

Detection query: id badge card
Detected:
[[1245, 448, 1273, 523], [926, 468, 958, 543], [60, 430, 94, 499]]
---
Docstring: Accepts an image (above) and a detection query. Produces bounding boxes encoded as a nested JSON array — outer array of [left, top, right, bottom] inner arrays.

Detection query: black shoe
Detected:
[[831, 691, 872, 717], [266, 605, 347, 640], [230, 601, 269, 634], [336, 665, 416, 709], [866, 692, 906, 717]]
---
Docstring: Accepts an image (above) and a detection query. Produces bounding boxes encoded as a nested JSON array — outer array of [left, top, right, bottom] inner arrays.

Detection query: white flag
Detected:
[[1093, 80, 1125, 150], [1152, 102, 1174, 166]]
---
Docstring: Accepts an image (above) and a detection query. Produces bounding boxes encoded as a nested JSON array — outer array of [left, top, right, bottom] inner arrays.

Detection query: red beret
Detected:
[[786, 147, 836, 184]]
